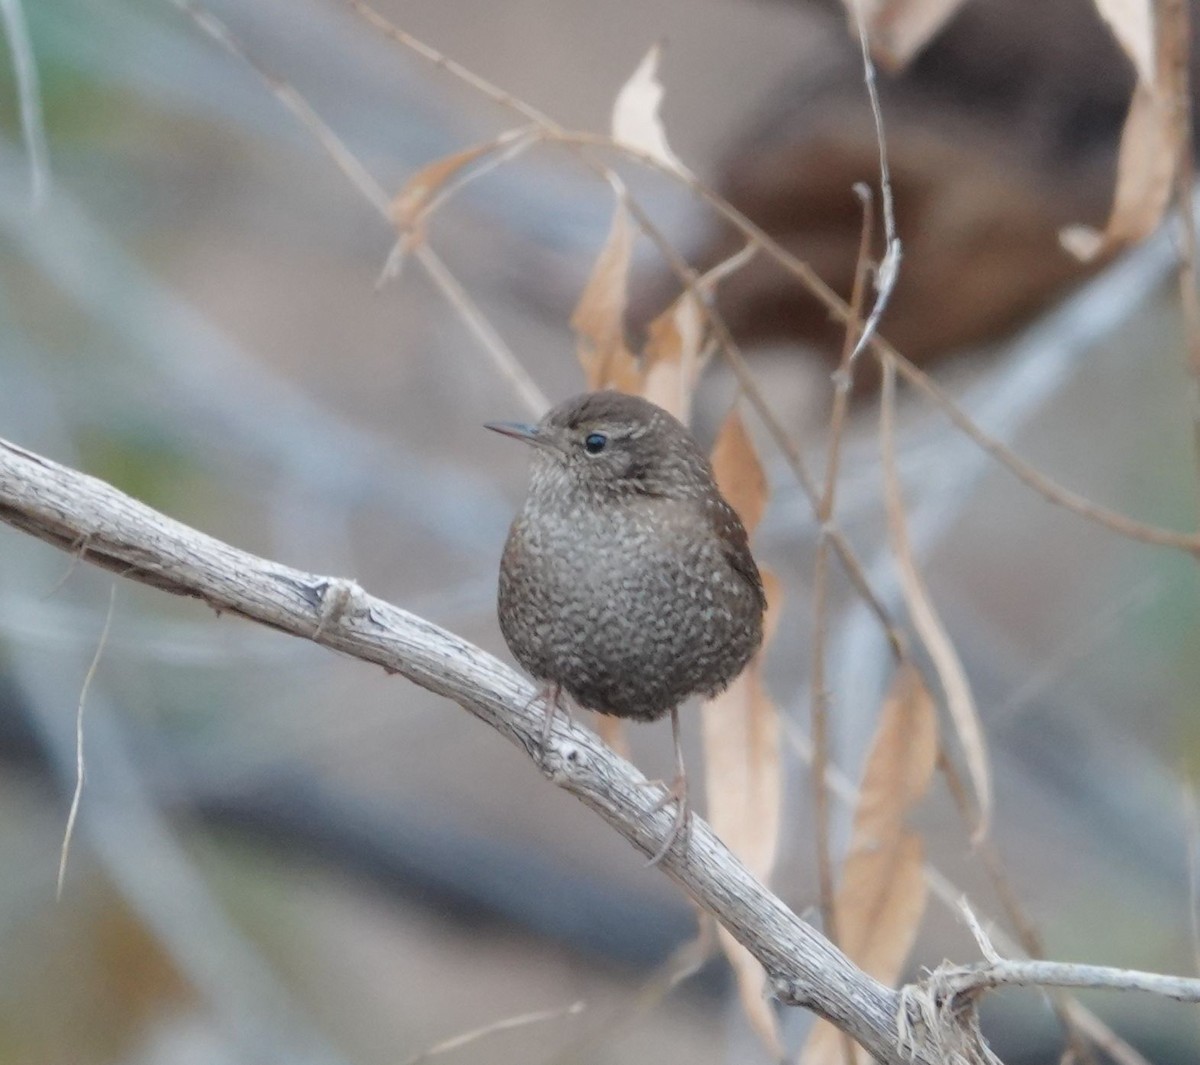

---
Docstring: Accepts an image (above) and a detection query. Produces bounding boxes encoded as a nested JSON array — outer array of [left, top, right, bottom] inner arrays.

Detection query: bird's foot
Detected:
[[642, 772, 690, 867]]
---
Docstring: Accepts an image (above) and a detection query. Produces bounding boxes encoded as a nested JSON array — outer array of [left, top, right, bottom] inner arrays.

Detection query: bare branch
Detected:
[[0, 433, 962, 1065]]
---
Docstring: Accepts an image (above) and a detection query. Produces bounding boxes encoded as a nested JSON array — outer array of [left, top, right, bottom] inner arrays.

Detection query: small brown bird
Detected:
[[488, 391, 766, 862]]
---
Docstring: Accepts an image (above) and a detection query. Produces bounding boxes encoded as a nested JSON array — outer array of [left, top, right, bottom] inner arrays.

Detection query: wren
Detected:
[[487, 390, 766, 862]]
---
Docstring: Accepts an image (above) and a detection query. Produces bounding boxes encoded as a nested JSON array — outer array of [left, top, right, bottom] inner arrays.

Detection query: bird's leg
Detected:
[[645, 705, 690, 866], [533, 682, 565, 768]]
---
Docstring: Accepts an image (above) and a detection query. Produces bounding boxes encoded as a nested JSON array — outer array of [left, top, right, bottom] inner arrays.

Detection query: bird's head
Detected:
[[486, 391, 714, 503]]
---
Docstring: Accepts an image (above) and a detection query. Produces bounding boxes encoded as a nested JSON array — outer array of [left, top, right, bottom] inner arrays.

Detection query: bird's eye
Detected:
[[583, 432, 608, 455]]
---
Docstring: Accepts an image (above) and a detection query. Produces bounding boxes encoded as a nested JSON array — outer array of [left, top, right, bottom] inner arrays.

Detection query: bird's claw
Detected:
[[644, 772, 690, 867]]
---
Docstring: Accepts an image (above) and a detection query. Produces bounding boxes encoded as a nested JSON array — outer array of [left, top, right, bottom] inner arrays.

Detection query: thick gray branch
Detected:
[[0, 435, 980, 1064]]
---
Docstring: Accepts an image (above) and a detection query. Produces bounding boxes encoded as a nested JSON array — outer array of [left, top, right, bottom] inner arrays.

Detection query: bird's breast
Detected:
[[497, 497, 764, 719]]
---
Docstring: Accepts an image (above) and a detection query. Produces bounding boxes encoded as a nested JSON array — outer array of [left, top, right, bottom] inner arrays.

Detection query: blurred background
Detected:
[[2, 0, 1200, 1062]]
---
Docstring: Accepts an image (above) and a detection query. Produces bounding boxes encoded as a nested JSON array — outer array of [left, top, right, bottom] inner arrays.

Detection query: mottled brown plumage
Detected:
[[490, 391, 766, 726]]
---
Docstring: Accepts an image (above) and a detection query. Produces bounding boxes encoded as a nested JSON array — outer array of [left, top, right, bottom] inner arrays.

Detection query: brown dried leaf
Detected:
[[1061, 0, 1186, 260], [702, 570, 783, 1059], [640, 293, 705, 422], [837, 663, 937, 964], [842, 0, 971, 70], [704, 416, 778, 1054], [390, 141, 500, 234], [1092, 0, 1156, 83], [593, 711, 631, 760], [709, 408, 768, 537], [611, 44, 685, 174], [701, 572, 783, 870], [715, 929, 784, 1059], [880, 359, 991, 839], [799, 663, 937, 1065], [639, 243, 756, 418], [570, 194, 642, 393]]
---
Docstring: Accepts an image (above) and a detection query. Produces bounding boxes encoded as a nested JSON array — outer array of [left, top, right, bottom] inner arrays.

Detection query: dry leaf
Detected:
[[715, 929, 784, 1059], [799, 663, 937, 1065], [390, 142, 501, 234], [1061, 0, 1185, 260], [701, 573, 782, 869], [702, 574, 783, 1058], [1092, 0, 1156, 83], [842, 0, 970, 70], [702, 418, 780, 1058], [880, 358, 991, 839], [835, 663, 937, 966], [640, 293, 705, 421], [710, 408, 768, 537], [611, 44, 686, 174], [570, 192, 642, 393], [593, 711, 631, 759], [639, 244, 755, 419]]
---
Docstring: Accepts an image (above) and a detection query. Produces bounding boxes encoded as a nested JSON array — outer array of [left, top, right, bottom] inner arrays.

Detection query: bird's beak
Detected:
[[484, 421, 544, 446]]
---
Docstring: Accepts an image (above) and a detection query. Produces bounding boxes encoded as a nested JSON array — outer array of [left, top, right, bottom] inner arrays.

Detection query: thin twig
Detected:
[[889, 353, 1200, 555], [931, 959, 1200, 1004], [810, 183, 875, 973], [843, 0, 900, 374], [57, 582, 116, 898], [400, 1000, 585, 1065], [880, 357, 992, 840], [175, 0, 549, 418], [379, 126, 543, 284], [938, 752, 1098, 1065], [413, 244, 550, 415]]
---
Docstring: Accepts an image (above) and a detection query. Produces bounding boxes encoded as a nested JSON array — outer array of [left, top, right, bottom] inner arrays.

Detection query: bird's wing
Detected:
[[710, 497, 767, 612]]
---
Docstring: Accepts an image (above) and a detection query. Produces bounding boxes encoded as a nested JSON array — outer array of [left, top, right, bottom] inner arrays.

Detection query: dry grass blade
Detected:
[[880, 358, 992, 841], [1062, 0, 1185, 260], [702, 410, 782, 1058], [800, 663, 938, 1065], [570, 183, 642, 393], [842, 0, 971, 70], [611, 44, 686, 176], [400, 1000, 585, 1065], [58, 584, 117, 899]]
